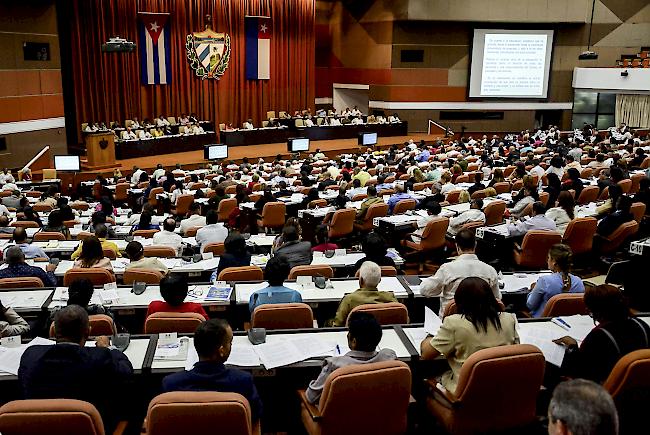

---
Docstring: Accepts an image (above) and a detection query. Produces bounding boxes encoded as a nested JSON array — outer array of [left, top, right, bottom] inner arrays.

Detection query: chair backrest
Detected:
[[516, 231, 562, 268], [630, 173, 645, 194], [11, 220, 39, 228], [0, 277, 44, 289], [618, 179, 632, 194], [217, 197, 237, 222], [577, 185, 599, 204], [357, 202, 388, 231], [225, 185, 237, 194], [600, 221, 639, 254], [444, 300, 506, 317], [346, 302, 409, 326], [33, 231, 65, 242], [538, 191, 550, 207], [598, 186, 610, 201], [316, 361, 411, 435], [447, 344, 545, 434], [308, 199, 327, 208], [418, 217, 450, 251], [114, 183, 129, 201], [101, 248, 117, 260], [266, 110, 276, 119], [251, 303, 314, 330], [288, 265, 333, 279], [146, 392, 254, 435], [144, 312, 206, 334], [603, 349, 650, 399], [123, 268, 164, 285], [49, 314, 116, 338], [203, 242, 225, 256], [0, 399, 105, 435], [562, 217, 597, 255], [493, 182, 511, 194], [483, 200, 506, 225], [184, 227, 200, 237], [445, 190, 461, 204], [541, 293, 587, 317], [261, 202, 286, 228], [32, 203, 53, 213], [328, 208, 356, 239], [218, 266, 264, 281], [63, 268, 115, 286], [630, 202, 646, 223], [144, 246, 177, 258], [133, 229, 159, 238], [174, 194, 195, 216], [148, 187, 164, 206], [393, 199, 417, 215]]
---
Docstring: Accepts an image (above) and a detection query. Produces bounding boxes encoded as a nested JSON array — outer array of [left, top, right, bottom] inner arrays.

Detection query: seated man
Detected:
[[306, 312, 397, 403], [355, 185, 383, 222], [249, 256, 302, 312], [162, 318, 262, 421], [71, 224, 120, 260], [410, 201, 442, 241], [243, 119, 254, 130], [0, 215, 13, 234], [330, 261, 397, 327], [448, 198, 486, 236], [179, 202, 207, 235], [387, 183, 414, 214], [506, 201, 557, 238], [18, 305, 133, 432], [146, 274, 208, 319], [0, 246, 56, 286], [8, 227, 48, 259], [195, 210, 228, 252], [152, 217, 183, 255], [124, 241, 169, 275]]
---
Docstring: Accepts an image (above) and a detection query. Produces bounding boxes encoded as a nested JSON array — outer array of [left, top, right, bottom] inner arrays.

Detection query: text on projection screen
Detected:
[[481, 33, 548, 97]]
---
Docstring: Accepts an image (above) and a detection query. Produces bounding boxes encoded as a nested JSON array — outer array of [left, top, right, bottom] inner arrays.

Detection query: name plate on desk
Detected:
[[629, 241, 647, 256], [476, 227, 485, 239]]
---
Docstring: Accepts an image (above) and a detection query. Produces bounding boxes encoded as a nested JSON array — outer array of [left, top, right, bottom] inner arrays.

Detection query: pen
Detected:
[[335, 345, 341, 355], [555, 318, 571, 329]]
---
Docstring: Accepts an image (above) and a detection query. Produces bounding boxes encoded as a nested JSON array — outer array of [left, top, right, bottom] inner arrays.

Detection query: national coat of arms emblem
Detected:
[[186, 15, 231, 80]]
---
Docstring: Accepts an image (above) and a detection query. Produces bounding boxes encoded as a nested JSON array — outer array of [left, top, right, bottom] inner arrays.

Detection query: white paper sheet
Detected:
[[253, 340, 306, 369], [424, 306, 443, 336], [551, 315, 595, 343], [0, 337, 55, 375], [518, 324, 566, 367], [226, 345, 262, 367]]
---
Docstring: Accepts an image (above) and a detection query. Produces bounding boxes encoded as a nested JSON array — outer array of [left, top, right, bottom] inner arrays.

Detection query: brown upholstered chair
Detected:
[[493, 182, 511, 194], [32, 203, 53, 213], [346, 302, 409, 326], [618, 179, 632, 194], [63, 268, 115, 286], [580, 167, 593, 178], [513, 231, 562, 269], [172, 194, 194, 217], [184, 227, 200, 237], [50, 314, 117, 338], [541, 293, 587, 317], [144, 312, 206, 334], [308, 199, 327, 208], [630, 173, 645, 194], [483, 200, 506, 225], [562, 217, 597, 255], [203, 242, 225, 256], [0, 399, 107, 435], [251, 303, 314, 330], [132, 229, 159, 238], [0, 277, 44, 288], [148, 187, 164, 207], [143, 246, 176, 258], [598, 186, 610, 201], [392, 198, 417, 215], [445, 190, 461, 205], [426, 344, 545, 434], [327, 208, 356, 240], [630, 202, 646, 223], [444, 300, 506, 318], [298, 361, 411, 435], [597, 221, 639, 254], [402, 217, 449, 255], [538, 191, 550, 207], [257, 202, 286, 232], [145, 392, 259, 435], [77, 231, 93, 240], [353, 265, 398, 277], [288, 265, 334, 279], [123, 268, 164, 285], [218, 266, 264, 281], [100, 248, 117, 260], [217, 198, 237, 222], [576, 185, 599, 204], [354, 202, 388, 233], [114, 183, 129, 203], [11, 221, 39, 228]]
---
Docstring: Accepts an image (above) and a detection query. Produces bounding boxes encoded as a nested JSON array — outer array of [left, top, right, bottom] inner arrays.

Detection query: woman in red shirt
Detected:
[[146, 274, 208, 319], [311, 225, 338, 252]]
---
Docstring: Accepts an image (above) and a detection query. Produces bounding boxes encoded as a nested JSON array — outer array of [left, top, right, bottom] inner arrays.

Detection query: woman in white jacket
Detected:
[[545, 191, 575, 235]]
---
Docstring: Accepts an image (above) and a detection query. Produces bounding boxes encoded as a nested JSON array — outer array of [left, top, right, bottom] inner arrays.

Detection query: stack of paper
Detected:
[[0, 337, 55, 375], [551, 315, 595, 343], [424, 306, 443, 336], [254, 336, 334, 369], [518, 323, 566, 367]]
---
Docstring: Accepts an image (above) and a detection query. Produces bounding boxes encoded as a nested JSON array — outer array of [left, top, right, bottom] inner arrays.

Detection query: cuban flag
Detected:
[[245, 16, 271, 80], [139, 12, 171, 85]]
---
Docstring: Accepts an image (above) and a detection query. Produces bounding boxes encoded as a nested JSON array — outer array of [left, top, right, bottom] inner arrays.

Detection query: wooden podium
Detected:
[[84, 133, 117, 170]]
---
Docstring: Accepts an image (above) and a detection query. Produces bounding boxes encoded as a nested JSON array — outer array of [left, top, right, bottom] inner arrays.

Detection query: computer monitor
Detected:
[[203, 144, 228, 160], [358, 132, 378, 146], [288, 137, 310, 152], [53, 155, 81, 172]]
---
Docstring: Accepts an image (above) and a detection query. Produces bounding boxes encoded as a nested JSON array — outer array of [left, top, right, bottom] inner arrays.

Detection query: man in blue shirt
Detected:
[[416, 148, 430, 162], [0, 246, 57, 286], [249, 256, 302, 312], [10, 227, 48, 259], [162, 318, 263, 421], [387, 183, 415, 214]]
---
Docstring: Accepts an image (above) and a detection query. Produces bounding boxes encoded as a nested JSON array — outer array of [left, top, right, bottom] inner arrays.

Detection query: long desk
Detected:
[[114, 132, 217, 159], [221, 127, 293, 146], [297, 122, 408, 141]]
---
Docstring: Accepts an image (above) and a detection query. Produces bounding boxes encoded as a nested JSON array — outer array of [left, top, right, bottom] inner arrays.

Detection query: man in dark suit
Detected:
[[18, 305, 133, 432], [162, 318, 262, 421]]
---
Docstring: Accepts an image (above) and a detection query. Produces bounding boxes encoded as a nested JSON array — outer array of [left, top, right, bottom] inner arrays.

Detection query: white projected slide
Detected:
[[469, 29, 554, 99]]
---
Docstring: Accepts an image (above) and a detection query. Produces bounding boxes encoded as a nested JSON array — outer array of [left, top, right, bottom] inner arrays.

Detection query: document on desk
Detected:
[[289, 336, 335, 358], [424, 306, 443, 336], [405, 328, 428, 355], [0, 337, 55, 375], [226, 345, 261, 367], [254, 340, 306, 369], [518, 324, 566, 367], [551, 315, 594, 343]]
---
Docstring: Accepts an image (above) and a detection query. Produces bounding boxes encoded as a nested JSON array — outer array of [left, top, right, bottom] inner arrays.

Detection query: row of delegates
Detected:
[[0, 246, 57, 287]]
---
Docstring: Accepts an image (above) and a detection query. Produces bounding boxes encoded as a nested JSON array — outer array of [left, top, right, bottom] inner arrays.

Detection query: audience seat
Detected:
[[483, 200, 506, 225], [77, 231, 93, 240], [63, 268, 116, 286], [288, 265, 334, 279], [203, 242, 225, 256], [218, 266, 264, 281], [144, 312, 206, 334], [184, 227, 200, 237], [257, 202, 286, 233], [541, 293, 587, 317], [444, 191, 461, 204], [298, 361, 411, 435], [148, 187, 164, 207], [102, 248, 117, 260], [576, 185, 599, 204], [402, 217, 449, 258], [603, 348, 650, 427], [32, 203, 53, 213], [123, 268, 164, 285], [217, 198, 237, 222], [144, 246, 176, 258], [354, 203, 388, 233], [49, 314, 116, 338], [492, 182, 511, 194], [426, 344, 544, 434], [0, 277, 44, 288], [327, 208, 356, 240], [513, 231, 562, 269], [0, 399, 108, 435], [133, 229, 159, 238], [393, 199, 417, 215], [631, 202, 646, 223], [172, 195, 194, 216], [346, 302, 409, 326], [114, 183, 129, 203], [618, 179, 632, 194], [10, 221, 39, 228], [444, 300, 505, 318], [144, 392, 259, 435], [251, 303, 314, 330], [598, 186, 609, 201], [562, 217, 597, 255], [597, 221, 639, 254]]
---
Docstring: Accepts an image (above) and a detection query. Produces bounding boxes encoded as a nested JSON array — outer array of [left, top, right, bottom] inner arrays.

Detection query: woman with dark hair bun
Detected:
[[420, 277, 519, 394]]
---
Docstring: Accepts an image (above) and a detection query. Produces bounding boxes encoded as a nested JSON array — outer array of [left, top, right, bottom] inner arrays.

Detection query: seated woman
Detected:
[[249, 256, 302, 312], [562, 168, 584, 199], [545, 191, 575, 235], [596, 195, 634, 238], [420, 277, 519, 394], [72, 236, 113, 272], [211, 232, 251, 279], [131, 211, 159, 233], [0, 300, 29, 338], [41, 209, 71, 240], [311, 225, 338, 252], [508, 186, 538, 219], [124, 241, 169, 275], [273, 224, 312, 269], [146, 274, 208, 319], [526, 244, 585, 317], [352, 232, 395, 273], [18, 206, 42, 227], [544, 172, 562, 210], [555, 284, 650, 384]]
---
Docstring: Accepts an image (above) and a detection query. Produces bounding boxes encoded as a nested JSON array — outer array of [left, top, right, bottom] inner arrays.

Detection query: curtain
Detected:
[[615, 94, 650, 128], [64, 0, 315, 144]]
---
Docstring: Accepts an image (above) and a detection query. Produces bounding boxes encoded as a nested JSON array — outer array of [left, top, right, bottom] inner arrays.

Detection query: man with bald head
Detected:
[[0, 246, 56, 286], [19, 305, 133, 431], [10, 226, 48, 259]]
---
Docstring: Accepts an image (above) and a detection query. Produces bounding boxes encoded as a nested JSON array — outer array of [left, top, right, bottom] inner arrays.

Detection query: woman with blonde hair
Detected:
[[458, 190, 470, 203]]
